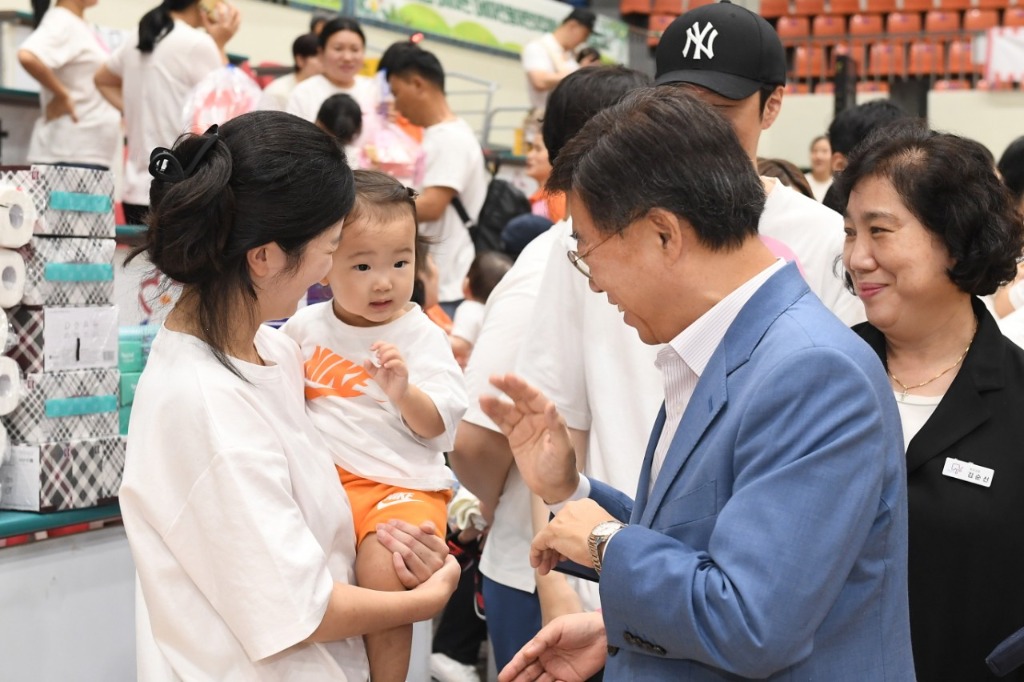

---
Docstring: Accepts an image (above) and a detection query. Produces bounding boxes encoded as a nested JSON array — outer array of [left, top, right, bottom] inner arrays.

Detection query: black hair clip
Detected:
[[149, 124, 221, 182], [406, 186, 420, 200]]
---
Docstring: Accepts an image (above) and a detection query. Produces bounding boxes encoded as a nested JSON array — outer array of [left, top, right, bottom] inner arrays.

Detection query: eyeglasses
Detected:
[[566, 231, 617, 279]]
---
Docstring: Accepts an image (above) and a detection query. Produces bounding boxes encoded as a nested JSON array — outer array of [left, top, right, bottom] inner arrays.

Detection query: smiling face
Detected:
[[261, 221, 342, 321], [810, 137, 832, 176], [843, 175, 962, 337], [325, 211, 417, 327], [321, 29, 365, 87]]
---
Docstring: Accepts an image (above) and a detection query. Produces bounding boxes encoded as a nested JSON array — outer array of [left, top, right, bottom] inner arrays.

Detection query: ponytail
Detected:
[[138, 0, 198, 53]]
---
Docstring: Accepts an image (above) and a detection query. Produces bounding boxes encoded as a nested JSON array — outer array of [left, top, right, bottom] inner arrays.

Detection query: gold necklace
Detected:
[[887, 329, 974, 402]]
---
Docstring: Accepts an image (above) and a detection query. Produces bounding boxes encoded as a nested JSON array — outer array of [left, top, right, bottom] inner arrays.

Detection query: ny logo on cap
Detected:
[[682, 21, 718, 60]]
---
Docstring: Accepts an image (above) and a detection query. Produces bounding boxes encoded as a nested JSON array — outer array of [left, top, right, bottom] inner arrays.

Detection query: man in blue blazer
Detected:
[[482, 87, 914, 680]]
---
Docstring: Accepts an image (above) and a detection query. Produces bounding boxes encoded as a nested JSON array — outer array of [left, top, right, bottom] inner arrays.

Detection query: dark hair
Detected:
[[292, 33, 319, 69], [548, 87, 764, 250], [310, 10, 334, 34], [377, 40, 421, 76], [998, 135, 1024, 202], [833, 121, 1023, 296], [828, 100, 909, 157], [316, 94, 363, 146], [348, 169, 430, 278], [137, 111, 354, 376], [138, 0, 198, 54], [577, 46, 601, 64], [757, 157, 815, 199], [466, 251, 513, 303], [543, 66, 652, 164], [318, 17, 365, 50], [386, 46, 445, 91]]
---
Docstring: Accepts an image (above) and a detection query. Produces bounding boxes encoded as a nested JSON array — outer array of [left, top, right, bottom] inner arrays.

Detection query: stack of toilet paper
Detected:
[[0, 167, 123, 512]]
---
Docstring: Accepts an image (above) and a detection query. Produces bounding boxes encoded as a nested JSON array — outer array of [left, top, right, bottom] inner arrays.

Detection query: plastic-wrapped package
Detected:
[[182, 64, 263, 135]]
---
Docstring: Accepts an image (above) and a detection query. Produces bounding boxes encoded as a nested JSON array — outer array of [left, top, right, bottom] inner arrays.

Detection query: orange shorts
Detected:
[[337, 466, 451, 546]]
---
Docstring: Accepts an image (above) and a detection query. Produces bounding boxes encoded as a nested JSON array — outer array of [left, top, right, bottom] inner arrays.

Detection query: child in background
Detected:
[[316, 93, 364, 164], [450, 251, 513, 369], [282, 169, 467, 682]]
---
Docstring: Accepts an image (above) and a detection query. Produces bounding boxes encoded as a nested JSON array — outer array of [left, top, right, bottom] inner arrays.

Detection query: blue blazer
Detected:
[[590, 264, 915, 680]]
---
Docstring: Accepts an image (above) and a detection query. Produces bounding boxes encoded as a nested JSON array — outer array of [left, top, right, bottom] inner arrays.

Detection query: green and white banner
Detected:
[[292, 0, 630, 64]]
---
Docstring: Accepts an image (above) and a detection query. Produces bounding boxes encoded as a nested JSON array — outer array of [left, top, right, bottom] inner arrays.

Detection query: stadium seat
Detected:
[[794, 0, 827, 15], [760, 0, 791, 18], [864, 0, 897, 13], [924, 10, 960, 40], [687, 0, 717, 9], [908, 40, 944, 73], [868, 41, 908, 75], [932, 78, 972, 89], [948, 39, 981, 73], [829, 0, 863, 15], [794, 45, 828, 78], [935, 0, 970, 11], [857, 80, 891, 91], [814, 80, 837, 92], [963, 8, 999, 32], [652, 0, 684, 12], [887, 12, 923, 40], [974, 0, 1009, 10], [777, 16, 812, 44], [785, 82, 812, 93], [850, 13, 885, 44], [900, 0, 935, 11], [1005, 7, 1024, 26], [813, 15, 848, 43], [621, 0, 653, 14], [647, 13, 677, 47]]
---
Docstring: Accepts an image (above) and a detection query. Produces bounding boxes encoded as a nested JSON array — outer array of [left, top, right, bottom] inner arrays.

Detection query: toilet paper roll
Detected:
[[0, 355, 22, 416], [0, 248, 26, 308], [0, 185, 36, 249]]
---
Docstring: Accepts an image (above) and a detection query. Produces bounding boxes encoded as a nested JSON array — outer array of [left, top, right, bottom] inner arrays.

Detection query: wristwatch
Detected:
[[588, 520, 627, 575]]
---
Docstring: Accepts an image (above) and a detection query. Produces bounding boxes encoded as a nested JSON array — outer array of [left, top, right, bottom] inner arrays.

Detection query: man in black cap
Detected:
[[655, 0, 863, 327], [521, 8, 598, 113]]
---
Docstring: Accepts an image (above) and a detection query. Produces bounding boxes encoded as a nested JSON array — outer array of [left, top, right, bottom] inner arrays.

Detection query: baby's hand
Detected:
[[364, 341, 409, 402]]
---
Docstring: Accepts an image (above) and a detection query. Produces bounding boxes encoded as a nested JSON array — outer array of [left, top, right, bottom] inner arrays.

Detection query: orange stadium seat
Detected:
[[785, 82, 812, 93], [850, 13, 885, 44], [974, 0, 1009, 10], [948, 39, 981, 73], [935, 0, 970, 11], [908, 40, 944, 73], [829, 0, 863, 14], [794, 45, 828, 78], [1006, 7, 1024, 27], [864, 0, 897, 13], [857, 80, 891, 91], [652, 0, 684, 12], [963, 9, 999, 32], [900, 0, 935, 11], [887, 12, 923, 39], [761, 0, 791, 18], [794, 0, 827, 15], [647, 14, 676, 47], [868, 41, 908, 75], [833, 41, 868, 70], [621, 0, 653, 14], [924, 10, 960, 39], [815, 80, 837, 92], [688, 0, 717, 9], [777, 16, 812, 44], [813, 15, 848, 43]]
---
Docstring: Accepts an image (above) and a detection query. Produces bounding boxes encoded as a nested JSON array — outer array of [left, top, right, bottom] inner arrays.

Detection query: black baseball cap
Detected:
[[565, 8, 601, 36], [655, 1, 786, 100]]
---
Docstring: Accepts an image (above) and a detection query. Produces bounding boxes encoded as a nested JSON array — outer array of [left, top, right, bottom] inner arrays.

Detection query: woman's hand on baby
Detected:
[[375, 519, 449, 588], [363, 342, 410, 403]]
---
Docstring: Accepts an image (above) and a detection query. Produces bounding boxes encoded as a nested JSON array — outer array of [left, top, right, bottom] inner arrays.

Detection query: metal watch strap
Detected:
[[588, 521, 627, 574]]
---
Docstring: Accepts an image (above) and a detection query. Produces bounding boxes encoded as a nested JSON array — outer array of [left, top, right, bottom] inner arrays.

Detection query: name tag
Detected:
[[942, 458, 994, 488]]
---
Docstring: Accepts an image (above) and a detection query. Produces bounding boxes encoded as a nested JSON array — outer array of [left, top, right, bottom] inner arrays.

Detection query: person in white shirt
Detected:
[[804, 134, 833, 201], [387, 46, 487, 316], [520, 8, 596, 113], [18, 0, 120, 168], [258, 32, 321, 112], [121, 111, 458, 681], [286, 17, 379, 162], [95, 0, 238, 226], [281, 170, 467, 682]]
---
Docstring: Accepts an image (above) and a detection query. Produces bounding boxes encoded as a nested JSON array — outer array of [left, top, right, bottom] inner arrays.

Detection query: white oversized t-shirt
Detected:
[[20, 6, 120, 166], [281, 302, 465, 490], [120, 325, 368, 681], [520, 33, 578, 111], [258, 72, 297, 112], [106, 20, 222, 205], [450, 299, 485, 344], [419, 118, 487, 303], [464, 225, 563, 593], [286, 73, 379, 168]]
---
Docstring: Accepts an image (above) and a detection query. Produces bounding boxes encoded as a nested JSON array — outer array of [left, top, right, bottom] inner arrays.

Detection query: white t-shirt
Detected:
[[520, 33, 578, 112], [20, 7, 120, 166], [286, 73, 378, 168], [450, 299, 485, 344], [281, 302, 465, 490], [120, 325, 368, 681], [464, 225, 562, 593], [258, 72, 297, 112], [419, 118, 487, 303], [106, 20, 222, 205], [761, 179, 865, 327], [804, 172, 832, 203], [894, 392, 942, 451]]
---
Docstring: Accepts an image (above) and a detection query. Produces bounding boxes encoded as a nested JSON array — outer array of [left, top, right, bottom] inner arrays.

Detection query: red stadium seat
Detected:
[[761, 0, 792, 18], [777, 16, 812, 44], [924, 10, 960, 40], [868, 41, 907, 75], [934, 0, 969, 11], [963, 8, 999, 32], [900, 0, 935, 11], [974, 0, 1008, 10], [886, 12, 923, 40], [908, 40, 944, 73], [652, 0, 684, 12], [793, 0, 827, 15], [813, 15, 848, 43], [829, 0, 863, 14], [850, 13, 885, 44], [864, 0, 897, 12]]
